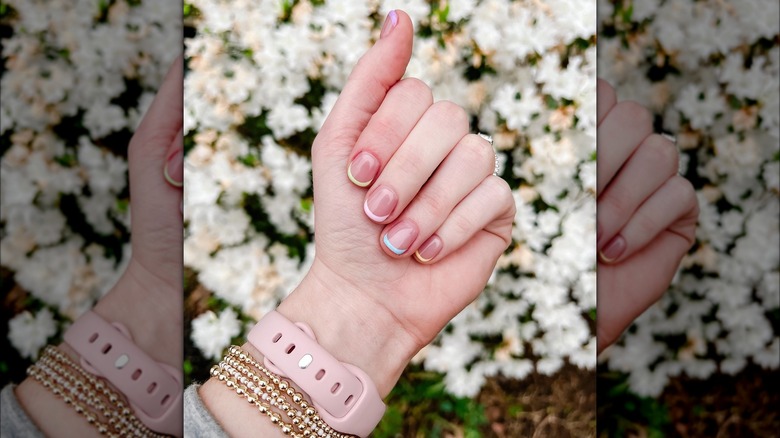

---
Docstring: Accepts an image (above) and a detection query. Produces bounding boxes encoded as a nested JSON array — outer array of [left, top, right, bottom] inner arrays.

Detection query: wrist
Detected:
[[275, 258, 418, 397], [91, 257, 182, 368]]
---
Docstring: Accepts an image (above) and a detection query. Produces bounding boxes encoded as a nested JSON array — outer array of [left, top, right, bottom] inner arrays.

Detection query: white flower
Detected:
[[8, 309, 58, 359], [191, 309, 242, 361]]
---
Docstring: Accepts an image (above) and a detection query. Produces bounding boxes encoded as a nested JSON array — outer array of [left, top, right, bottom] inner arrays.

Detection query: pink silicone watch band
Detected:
[[247, 311, 386, 437], [64, 311, 182, 437]]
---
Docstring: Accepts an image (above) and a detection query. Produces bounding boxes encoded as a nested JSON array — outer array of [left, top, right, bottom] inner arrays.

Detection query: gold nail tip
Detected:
[[414, 251, 432, 263], [163, 164, 183, 187], [597, 250, 616, 264], [347, 167, 371, 187]]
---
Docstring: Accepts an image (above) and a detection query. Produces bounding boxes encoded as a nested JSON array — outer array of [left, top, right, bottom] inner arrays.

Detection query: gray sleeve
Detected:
[[184, 384, 229, 438], [1, 385, 45, 438], [2, 383, 227, 438]]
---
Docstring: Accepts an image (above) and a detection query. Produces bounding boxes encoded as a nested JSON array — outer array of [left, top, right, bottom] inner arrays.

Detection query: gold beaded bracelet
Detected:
[[212, 345, 356, 438], [27, 346, 167, 438]]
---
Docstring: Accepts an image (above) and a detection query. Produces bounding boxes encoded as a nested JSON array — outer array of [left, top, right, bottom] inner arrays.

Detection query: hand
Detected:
[[595, 79, 699, 352], [276, 11, 515, 395]]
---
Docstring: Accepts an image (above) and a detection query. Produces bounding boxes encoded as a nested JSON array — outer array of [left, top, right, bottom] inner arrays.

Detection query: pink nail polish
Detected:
[[364, 186, 397, 222], [347, 152, 379, 187], [415, 235, 443, 263], [380, 10, 398, 39], [599, 235, 626, 262], [383, 221, 417, 255]]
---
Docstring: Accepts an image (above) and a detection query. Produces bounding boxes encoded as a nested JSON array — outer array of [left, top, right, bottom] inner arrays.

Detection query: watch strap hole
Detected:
[[147, 382, 157, 394], [101, 343, 112, 354], [330, 382, 341, 394], [344, 394, 354, 406], [131, 369, 142, 380], [315, 369, 326, 380], [285, 344, 296, 354], [272, 333, 282, 343], [88, 333, 99, 343]]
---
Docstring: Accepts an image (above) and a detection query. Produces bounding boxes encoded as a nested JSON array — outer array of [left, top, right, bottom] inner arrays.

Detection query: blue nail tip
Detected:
[[383, 234, 406, 255]]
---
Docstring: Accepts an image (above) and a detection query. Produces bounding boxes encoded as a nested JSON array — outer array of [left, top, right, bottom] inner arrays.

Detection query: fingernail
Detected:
[[364, 186, 397, 222], [599, 235, 626, 263], [383, 220, 417, 255], [380, 10, 398, 39], [347, 152, 379, 187], [414, 235, 443, 263], [164, 149, 183, 187]]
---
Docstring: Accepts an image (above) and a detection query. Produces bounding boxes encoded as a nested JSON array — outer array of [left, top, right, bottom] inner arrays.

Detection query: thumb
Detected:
[[312, 10, 413, 177]]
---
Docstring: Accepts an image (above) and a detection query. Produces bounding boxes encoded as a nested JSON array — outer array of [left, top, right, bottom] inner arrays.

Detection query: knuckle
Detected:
[[416, 185, 449, 217], [485, 176, 515, 214], [393, 78, 433, 106], [430, 100, 469, 131], [459, 134, 495, 174], [450, 211, 476, 236], [669, 175, 697, 205], [600, 189, 629, 218], [367, 117, 403, 147], [634, 211, 658, 236], [615, 100, 653, 128], [642, 134, 678, 175]]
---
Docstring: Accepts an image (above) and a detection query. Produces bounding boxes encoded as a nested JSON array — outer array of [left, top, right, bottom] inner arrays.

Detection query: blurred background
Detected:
[[0, 0, 179, 390], [182, 0, 597, 436], [597, 0, 779, 436]]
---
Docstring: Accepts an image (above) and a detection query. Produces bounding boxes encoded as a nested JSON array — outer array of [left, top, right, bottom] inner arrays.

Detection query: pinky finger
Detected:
[[414, 176, 514, 264], [599, 175, 698, 264]]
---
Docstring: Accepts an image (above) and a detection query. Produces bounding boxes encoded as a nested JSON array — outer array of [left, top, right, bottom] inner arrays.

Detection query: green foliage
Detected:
[[598, 370, 671, 438], [374, 366, 487, 437]]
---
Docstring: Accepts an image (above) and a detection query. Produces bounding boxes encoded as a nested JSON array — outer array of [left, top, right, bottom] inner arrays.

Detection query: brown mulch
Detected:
[[661, 366, 780, 437], [478, 365, 597, 438]]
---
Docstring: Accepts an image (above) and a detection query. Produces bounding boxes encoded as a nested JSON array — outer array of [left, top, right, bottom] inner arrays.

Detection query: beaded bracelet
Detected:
[[212, 345, 356, 438], [27, 346, 167, 438]]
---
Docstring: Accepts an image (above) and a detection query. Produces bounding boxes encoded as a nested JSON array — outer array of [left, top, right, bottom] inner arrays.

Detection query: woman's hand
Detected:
[[276, 11, 515, 396], [595, 79, 699, 352]]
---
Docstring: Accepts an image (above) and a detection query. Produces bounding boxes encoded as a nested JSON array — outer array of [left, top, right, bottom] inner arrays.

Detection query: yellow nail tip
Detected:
[[598, 250, 616, 264], [163, 164, 183, 188], [347, 166, 371, 187]]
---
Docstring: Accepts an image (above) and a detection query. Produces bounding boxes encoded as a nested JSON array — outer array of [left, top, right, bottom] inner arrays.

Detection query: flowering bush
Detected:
[[1, 0, 180, 359], [185, 0, 597, 397], [598, 0, 780, 396]]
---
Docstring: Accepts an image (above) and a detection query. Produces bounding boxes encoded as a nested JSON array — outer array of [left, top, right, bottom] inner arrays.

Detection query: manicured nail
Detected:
[[347, 152, 379, 187], [599, 235, 626, 263], [414, 235, 443, 263], [383, 220, 417, 255], [364, 186, 397, 222], [380, 10, 398, 39], [164, 148, 183, 187]]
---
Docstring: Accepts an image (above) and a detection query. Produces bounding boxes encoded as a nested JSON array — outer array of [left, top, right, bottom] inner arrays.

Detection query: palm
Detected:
[[312, 144, 509, 344]]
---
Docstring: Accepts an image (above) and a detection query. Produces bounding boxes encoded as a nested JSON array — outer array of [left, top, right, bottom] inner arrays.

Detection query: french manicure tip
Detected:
[[383, 234, 406, 255], [364, 200, 389, 222], [414, 251, 431, 263], [163, 163, 183, 187], [598, 250, 615, 264], [347, 166, 372, 187]]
